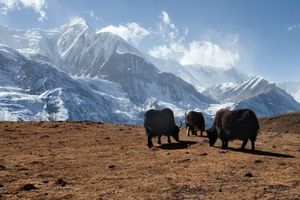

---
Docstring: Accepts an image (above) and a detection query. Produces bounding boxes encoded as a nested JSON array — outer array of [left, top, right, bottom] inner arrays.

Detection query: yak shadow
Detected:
[[226, 147, 295, 158], [157, 140, 198, 150]]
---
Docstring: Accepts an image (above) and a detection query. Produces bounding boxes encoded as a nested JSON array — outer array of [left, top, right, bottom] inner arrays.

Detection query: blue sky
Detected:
[[0, 0, 300, 82]]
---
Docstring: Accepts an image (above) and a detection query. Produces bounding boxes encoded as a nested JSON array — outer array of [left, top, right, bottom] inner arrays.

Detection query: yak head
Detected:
[[172, 121, 182, 142], [206, 128, 218, 146]]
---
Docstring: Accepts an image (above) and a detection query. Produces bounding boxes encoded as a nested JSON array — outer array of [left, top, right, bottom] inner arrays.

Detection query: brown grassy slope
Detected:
[[259, 112, 300, 133], [0, 117, 299, 199]]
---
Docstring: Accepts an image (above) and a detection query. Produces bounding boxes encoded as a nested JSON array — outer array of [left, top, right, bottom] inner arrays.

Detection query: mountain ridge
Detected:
[[0, 19, 300, 122]]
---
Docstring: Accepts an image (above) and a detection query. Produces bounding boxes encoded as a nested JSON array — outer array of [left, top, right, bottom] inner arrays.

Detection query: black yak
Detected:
[[144, 108, 182, 148], [206, 108, 259, 151], [185, 110, 205, 136]]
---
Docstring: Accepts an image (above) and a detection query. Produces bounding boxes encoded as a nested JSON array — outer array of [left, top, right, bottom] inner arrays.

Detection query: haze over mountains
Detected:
[[0, 18, 299, 123]]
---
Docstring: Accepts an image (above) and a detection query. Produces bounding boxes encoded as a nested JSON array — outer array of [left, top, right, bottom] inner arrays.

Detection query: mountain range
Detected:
[[0, 18, 299, 124], [203, 76, 300, 117]]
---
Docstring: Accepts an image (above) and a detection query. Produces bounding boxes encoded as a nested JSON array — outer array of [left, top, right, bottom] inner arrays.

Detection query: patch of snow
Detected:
[[0, 45, 22, 61], [0, 108, 18, 121], [250, 76, 264, 89], [204, 102, 235, 117]]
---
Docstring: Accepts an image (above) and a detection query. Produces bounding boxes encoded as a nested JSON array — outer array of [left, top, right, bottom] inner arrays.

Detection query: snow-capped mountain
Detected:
[[147, 55, 248, 91], [0, 19, 216, 122], [204, 76, 272, 102], [0, 18, 214, 107], [55, 20, 143, 76], [0, 18, 142, 74], [202, 82, 238, 102], [54, 19, 215, 108], [204, 76, 300, 117], [0, 45, 138, 122], [0, 18, 247, 91], [277, 81, 300, 103], [0, 18, 300, 123], [234, 88, 300, 117]]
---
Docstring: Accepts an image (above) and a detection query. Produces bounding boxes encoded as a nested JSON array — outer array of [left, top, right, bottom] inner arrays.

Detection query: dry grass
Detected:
[[260, 112, 300, 133], [0, 118, 299, 199]]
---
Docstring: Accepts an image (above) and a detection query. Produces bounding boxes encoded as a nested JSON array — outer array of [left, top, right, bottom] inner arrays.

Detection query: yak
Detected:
[[144, 108, 182, 148], [206, 108, 259, 151], [185, 110, 205, 136]]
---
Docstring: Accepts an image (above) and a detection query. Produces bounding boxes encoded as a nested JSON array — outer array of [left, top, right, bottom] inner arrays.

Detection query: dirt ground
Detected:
[[0, 114, 299, 199]]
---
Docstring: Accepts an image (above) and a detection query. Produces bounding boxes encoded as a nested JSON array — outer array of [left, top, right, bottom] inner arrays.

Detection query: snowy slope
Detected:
[[203, 76, 300, 117], [202, 82, 238, 102], [183, 64, 248, 88], [94, 50, 216, 107], [0, 42, 214, 122], [147, 55, 248, 91], [204, 76, 272, 102], [277, 81, 300, 103], [0, 45, 140, 122], [234, 87, 300, 117]]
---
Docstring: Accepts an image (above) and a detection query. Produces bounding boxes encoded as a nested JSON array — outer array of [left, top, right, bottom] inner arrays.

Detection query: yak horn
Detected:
[[178, 121, 183, 128]]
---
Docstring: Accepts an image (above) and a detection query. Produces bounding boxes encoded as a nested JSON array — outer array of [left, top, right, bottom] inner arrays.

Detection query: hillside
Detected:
[[259, 112, 300, 133], [0, 115, 299, 199]]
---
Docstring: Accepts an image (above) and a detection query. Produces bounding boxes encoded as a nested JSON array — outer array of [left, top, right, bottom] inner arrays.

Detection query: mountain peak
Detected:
[[249, 75, 265, 82], [63, 17, 90, 30], [96, 31, 125, 42], [238, 75, 269, 91]]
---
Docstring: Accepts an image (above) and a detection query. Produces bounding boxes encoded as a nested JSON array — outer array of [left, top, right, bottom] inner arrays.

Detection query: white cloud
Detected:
[[148, 41, 239, 69], [180, 41, 239, 68], [98, 22, 151, 45], [148, 11, 239, 69], [288, 23, 300, 32], [148, 45, 173, 59], [161, 11, 171, 25], [158, 11, 179, 42], [89, 10, 102, 21], [0, 0, 47, 22]]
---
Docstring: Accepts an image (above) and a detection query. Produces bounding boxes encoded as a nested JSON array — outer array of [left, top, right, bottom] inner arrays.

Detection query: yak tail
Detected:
[[202, 119, 205, 131]]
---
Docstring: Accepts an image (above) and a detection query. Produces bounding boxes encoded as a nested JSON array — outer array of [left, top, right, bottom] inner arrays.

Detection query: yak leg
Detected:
[[192, 130, 197, 136], [147, 134, 153, 148], [221, 140, 228, 149], [220, 131, 228, 149], [200, 130, 203, 137], [167, 135, 171, 143], [250, 138, 255, 151], [187, 126, 190, 136], [241, 139, 248, 150], [157, 135, 162, 144]]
